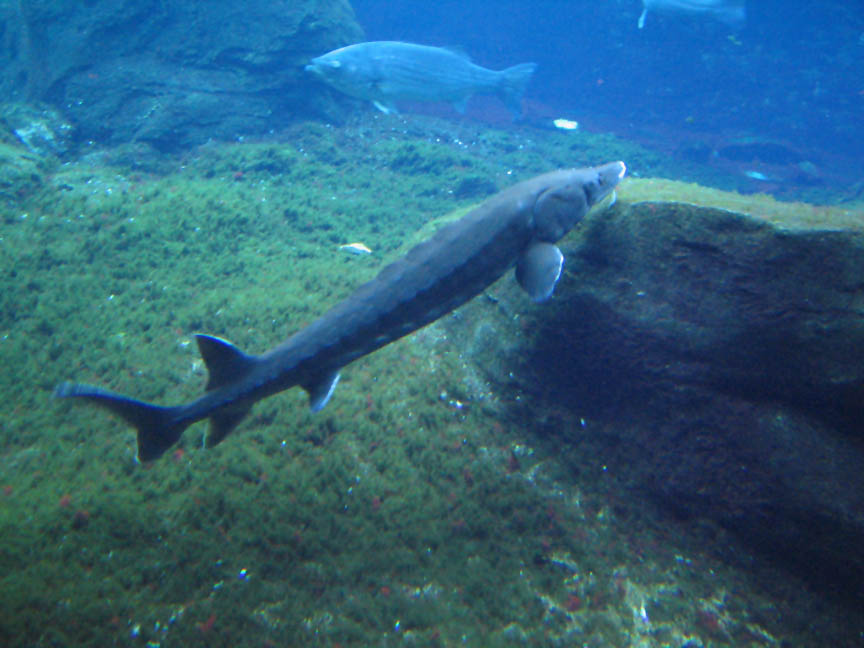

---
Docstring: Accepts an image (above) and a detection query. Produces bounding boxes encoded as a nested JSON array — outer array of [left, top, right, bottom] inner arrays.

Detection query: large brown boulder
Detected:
[[442, 180, 864, 606]]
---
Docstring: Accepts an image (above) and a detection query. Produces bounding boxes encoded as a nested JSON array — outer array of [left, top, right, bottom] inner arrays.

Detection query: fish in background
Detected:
[[305, 41, 537, 119], [638, 0, 746, 29]]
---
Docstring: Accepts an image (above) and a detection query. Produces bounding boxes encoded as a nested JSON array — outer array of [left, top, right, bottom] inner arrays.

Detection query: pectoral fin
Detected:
[[372, 100, 398, 114], [516, 242, 564, 303]]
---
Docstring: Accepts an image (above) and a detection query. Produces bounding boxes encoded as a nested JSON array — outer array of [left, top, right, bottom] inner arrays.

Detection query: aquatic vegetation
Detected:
[[0, 115, 860, 646], [0, 140, 47, 205], [620, 177, 864, 230]]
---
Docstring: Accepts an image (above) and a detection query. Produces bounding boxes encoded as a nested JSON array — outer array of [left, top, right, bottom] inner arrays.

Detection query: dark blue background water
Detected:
[[352, 0, 863, 182]]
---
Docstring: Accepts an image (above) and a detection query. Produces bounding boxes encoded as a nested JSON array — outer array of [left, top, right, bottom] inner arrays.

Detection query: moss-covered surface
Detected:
[[620, 177, 864, 231], [1, 115, 861, 646]]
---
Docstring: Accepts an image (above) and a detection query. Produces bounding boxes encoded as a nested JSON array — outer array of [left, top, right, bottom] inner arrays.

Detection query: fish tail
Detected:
[[497, 62, 537, 120], [54, 382, 189, 462]]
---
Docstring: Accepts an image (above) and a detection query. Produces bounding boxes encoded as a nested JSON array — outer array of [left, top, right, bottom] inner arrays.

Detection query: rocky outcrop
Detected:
[[0, 0, 362, 150], [443, 180, 864, 606]]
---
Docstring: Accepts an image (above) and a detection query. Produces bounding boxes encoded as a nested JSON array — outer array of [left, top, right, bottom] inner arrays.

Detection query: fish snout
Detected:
[[585, 161, 626, 206]]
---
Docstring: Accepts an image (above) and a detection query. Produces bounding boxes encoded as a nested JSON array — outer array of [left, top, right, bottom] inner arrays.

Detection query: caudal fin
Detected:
[[497, 62, 537, 120], [54, 382, 189, 462]]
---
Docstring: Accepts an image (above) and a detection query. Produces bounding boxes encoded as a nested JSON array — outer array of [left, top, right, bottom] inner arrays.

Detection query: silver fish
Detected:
[[305, 41, 537, 119], [638, 0, 746, 29]]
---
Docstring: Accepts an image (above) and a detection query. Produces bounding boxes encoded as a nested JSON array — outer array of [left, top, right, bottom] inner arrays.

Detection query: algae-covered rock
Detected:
[[438, 179, 864, 606], [0, 0, 363, 150], [0, 102, 73, 156], [0, 141, 45, 205]]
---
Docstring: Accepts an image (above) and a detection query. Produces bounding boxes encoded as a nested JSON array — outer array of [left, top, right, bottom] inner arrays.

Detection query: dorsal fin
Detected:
[[195, 334, 257, 390]]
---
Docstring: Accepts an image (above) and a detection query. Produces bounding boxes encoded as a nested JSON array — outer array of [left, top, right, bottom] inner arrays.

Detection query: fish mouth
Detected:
[[304, 57, 329, 76]]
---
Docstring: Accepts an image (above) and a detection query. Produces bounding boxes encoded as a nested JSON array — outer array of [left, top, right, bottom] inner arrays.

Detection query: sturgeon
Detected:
[[55, 162, 626, 462]]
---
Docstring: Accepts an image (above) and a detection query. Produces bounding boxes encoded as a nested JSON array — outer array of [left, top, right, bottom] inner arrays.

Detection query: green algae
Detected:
[[0, 141, 47, 204], [621, 177, 864, 231], [0, 116, 860, 647]]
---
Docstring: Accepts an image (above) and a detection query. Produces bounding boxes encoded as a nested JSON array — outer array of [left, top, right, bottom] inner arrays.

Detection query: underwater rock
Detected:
[[0, 102, 73, 156], [0, 148, 42, 206], [716, 138, 804, 166], [0, 0, 363, 150], [437, 182, 864, 608], [0, 122, 46, 204]]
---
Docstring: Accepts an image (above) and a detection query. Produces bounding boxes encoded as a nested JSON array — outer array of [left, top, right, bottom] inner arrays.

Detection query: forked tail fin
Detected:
[[497, 62, 537, 120], [54, 382, 189, 462]]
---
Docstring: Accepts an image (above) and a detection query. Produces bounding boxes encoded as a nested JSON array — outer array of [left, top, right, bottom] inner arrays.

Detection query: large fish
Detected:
[[638, 0, 746, 29], [305, 41, 537, 119], [55, 162, 626, 463]]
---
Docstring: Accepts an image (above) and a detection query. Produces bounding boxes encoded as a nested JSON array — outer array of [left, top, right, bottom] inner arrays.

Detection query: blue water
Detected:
[[353, 0, 864, 183]]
